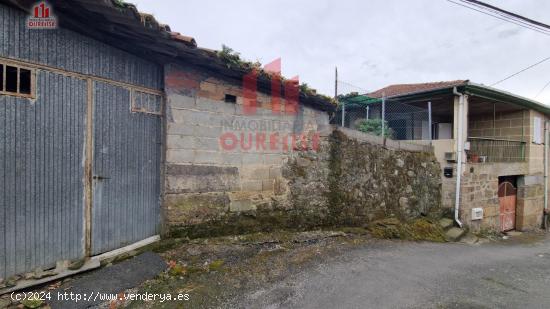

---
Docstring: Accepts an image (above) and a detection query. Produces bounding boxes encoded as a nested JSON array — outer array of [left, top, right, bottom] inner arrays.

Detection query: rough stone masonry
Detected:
[[163, 62, 442, 237]]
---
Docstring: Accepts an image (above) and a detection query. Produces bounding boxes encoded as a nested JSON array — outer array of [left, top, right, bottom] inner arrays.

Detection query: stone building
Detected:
[[0, 0, 335, 290], [0, 0, 444, 292], [341, 80, 549, 232], [162, 63, 334, 234]]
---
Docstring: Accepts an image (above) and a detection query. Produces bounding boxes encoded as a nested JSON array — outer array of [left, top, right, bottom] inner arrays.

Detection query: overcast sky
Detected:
[[132, 0, 550, 104]]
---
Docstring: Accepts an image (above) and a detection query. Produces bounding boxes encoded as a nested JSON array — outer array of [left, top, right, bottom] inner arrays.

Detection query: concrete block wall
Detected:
[[519, 111, 547, 231], [468, 109, 527, 141], [163, 63, 330, 230], [468, 109, 547, 176], [527, 110, 548, 174]]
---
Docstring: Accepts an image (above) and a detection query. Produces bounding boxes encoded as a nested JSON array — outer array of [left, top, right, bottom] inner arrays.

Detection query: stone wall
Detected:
[[282, 129, 442, 228], [162, 63, 443, 237], [461, 175, 499, 230], [456, 164, 505, 231], [449, 162, 544, 232], [163, 62, 330, 236], [516, 175, 545, 231]]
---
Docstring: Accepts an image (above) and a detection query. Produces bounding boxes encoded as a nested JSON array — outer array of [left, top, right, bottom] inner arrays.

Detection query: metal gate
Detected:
[[0, 75, 162, 279], [91, 81, 162, 255], [498, 181, 517, 232], [0, 0, 164, 279], [0, 71, 87, 279]]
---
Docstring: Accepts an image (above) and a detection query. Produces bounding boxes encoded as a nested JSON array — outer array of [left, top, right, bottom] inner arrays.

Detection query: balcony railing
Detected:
[[467, 137, 526, 163]]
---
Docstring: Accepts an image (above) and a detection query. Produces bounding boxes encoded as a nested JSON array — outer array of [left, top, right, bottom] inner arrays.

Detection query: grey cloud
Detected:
[[498, 28, 521, 39], [132, 0, 550, 104]]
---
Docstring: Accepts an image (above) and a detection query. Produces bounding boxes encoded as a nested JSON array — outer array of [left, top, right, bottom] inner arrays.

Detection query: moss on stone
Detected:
[[166, 129, 442, 240], [368, 218, 446, 242], [368, 218, 407, 239], [407, 218, 446, 242], [324, 130, 350, 226], [333, 226, 370, 235], [168, 209, 303, 239], [208, 259, 224, 271]]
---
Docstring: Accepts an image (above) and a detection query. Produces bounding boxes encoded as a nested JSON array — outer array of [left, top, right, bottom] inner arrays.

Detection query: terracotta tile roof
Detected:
[[368, 80, 469, 98], [133, 7, 197, 47], [169, 32, 197, 46]]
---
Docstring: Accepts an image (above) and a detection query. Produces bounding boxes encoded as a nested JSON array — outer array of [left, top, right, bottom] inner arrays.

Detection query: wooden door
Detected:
[[498, 181, 516, 232]]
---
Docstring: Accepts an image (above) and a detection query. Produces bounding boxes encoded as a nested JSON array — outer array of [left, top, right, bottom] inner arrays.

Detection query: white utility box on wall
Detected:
[[471, 208, 484, 220]]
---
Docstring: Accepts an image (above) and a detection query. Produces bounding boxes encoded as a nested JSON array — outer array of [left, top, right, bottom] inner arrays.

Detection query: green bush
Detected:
[[357, 118, 394, 138]]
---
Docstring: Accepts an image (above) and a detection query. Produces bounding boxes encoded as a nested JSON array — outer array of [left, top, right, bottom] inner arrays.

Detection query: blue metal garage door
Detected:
[[0, 71, 87, 279], [91, 81, 162, 255]]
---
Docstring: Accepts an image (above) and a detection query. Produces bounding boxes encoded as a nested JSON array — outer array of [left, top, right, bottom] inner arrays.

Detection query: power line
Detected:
[[468, 0, 550, 34], [447, 0, 550, 36], [461, 0, 550, 35], [535, 79, 550, 99], [491, 56, 550, 86], [463, 1, 548, 31], [447, 0, 550, 88], [455, 0, 550, 34], [463, 0, 550, 31], [337, 80, 370, 93]]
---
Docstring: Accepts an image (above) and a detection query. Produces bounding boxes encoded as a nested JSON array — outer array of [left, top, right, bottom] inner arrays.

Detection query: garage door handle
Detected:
[[93, 175, 110, 180]]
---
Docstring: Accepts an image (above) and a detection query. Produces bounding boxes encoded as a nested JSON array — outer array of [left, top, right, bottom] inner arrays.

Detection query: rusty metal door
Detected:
[[498, 181, 516, 232], [91, 81, 162, 255]]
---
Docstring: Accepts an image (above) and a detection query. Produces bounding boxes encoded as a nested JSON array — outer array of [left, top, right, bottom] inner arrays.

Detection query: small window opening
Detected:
[[5, 66, 17, 93], [224, 94, 237, 103], [0, 63, 34, 97], [19, 68, 31, 94]]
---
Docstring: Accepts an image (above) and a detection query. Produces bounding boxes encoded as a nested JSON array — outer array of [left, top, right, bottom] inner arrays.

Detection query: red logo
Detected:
[[243, 58, 299, 116], [27, 2, 57, 29], [34, 2, 50, 18], [218, 58, 320, 153]]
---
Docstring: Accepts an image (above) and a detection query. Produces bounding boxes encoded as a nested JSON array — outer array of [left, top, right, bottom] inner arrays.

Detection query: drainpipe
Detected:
[[544, 120, 549, 230], [453, 87, 464, 228]]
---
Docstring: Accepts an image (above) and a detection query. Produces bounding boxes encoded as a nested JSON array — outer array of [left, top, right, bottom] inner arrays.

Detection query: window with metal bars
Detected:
[[0, 63, 34, 98]]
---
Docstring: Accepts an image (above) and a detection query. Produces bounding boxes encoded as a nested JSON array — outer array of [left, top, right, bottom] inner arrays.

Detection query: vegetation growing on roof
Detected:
[[300, 83, 337, 105], [111, 0, 158, 30], [299, 83, 315, 95], [112, 0, 125, 8], [216, 45, 337, 105], [112, 0, 133, 9], [216, 45, 262, 71], [338, 92, 360, 100]]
